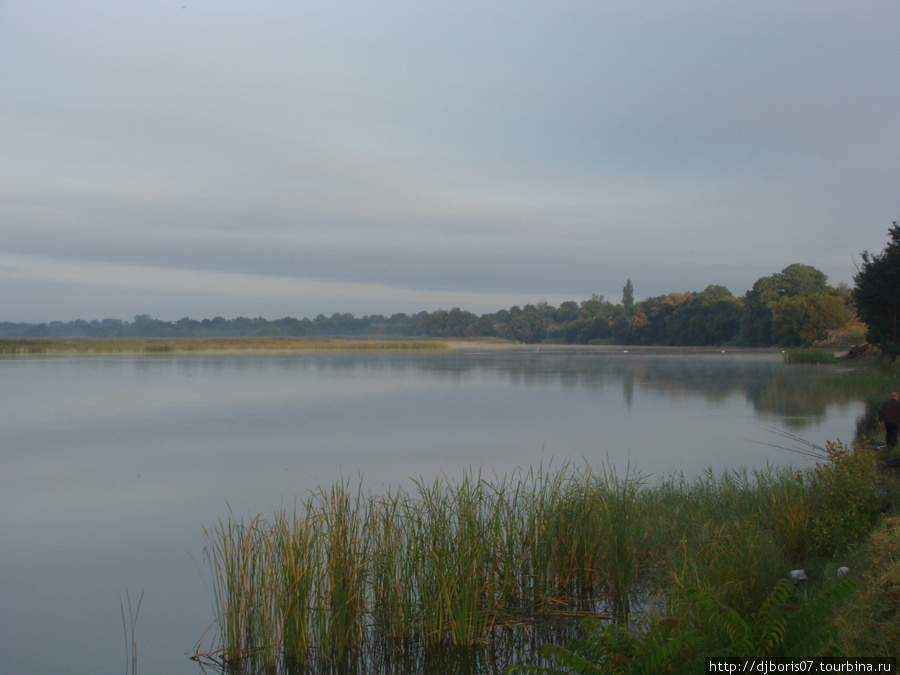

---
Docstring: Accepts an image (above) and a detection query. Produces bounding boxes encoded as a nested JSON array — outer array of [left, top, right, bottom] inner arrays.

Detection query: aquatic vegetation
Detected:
[[196, 463, 655, 671], [510, 579, 859, 674], [119, 587, 143, 675], [195, 470, 812, 669], [195, 447, 896, 673], [783, 348, 838, 365]]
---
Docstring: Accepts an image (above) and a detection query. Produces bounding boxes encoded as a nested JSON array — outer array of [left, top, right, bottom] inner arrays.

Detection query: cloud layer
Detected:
[[2, 1, 897, 321]]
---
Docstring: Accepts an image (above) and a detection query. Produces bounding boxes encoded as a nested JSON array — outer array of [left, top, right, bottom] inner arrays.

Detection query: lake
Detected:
[[0, 346, 867, 674]]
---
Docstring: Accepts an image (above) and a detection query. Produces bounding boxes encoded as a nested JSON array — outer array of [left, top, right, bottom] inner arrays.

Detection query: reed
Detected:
[[761, 469, 811, 563], [596, 462, 647, 623], [196, 455, 893, 672], [271, 505, 316, 664], [784, 348, 838, 365], [119, 587, 143, 675], [314, 480, 370, 659], [367, 488, 416, 640], [201, 512, 281, 669]]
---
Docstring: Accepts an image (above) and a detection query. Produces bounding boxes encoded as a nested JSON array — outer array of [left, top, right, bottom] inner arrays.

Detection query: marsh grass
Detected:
[[196, 448, 895, 673], [784, 348, 838, 365], [0, 337, 448, 354]]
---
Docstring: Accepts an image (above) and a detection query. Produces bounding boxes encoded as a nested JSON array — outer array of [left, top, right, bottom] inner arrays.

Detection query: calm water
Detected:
[[0, 346, 867, 674]]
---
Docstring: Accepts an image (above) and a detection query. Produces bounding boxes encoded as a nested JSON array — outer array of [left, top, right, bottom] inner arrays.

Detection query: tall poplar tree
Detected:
[[622, 279, 634, 312]]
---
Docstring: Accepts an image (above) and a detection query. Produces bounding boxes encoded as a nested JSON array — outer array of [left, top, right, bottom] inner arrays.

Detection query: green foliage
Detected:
[[685, 578, 857, 659], [763, 470, 811, 563], [508, 579, 858, 674], [741, 264, 846, 346], [836, 516, 900, 655], [854, 222, 900, 360], [672, 518, 788, 619], [509, 616, 695, 674], [418, 306, 501, 338], [598, 465, 647, 623], [772, 293, 848, 345], [783, 348, 838, 365], [666, 285, 743, 346], [622, 280, 634, 312], [807, 441, 882, 555], [197, 454, 888, 672]]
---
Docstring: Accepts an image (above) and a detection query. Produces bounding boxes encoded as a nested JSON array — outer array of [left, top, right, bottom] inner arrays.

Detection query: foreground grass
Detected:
[[0, 337, 448, 354], [195, 442, 898, 673]]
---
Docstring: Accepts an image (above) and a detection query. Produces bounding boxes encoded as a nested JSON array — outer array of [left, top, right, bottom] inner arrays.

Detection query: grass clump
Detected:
[[195, 445, 899, 673], [784, 348, 838, 365]]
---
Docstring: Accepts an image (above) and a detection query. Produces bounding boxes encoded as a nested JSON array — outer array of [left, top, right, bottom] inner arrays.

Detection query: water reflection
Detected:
[[194, 626, 578, 675], [415, 347, 862, 431], [0, 347, 870, 675], [91, 346, 863, 435]]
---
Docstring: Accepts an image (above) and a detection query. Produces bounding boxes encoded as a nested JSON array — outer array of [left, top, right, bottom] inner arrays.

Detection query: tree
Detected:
[[622, 279, 634, 313], [740, 264, 834, 346], [854, 221, 900, 360], [668, 286, 743, 346], [771, 293, 847, 346]]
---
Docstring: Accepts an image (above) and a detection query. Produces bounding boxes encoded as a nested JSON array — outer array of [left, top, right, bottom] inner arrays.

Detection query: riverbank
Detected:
[[0, 336, 450, 354]]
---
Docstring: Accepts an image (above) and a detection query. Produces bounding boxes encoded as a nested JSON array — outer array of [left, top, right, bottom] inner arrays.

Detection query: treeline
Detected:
[[1, 264, 852, 347]]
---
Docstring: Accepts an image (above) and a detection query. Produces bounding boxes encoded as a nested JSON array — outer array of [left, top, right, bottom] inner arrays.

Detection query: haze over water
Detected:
[[1, 347, 865, 674]]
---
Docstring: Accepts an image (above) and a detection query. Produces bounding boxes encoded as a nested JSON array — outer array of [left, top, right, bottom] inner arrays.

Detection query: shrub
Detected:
[[807, 441, 882, 555]]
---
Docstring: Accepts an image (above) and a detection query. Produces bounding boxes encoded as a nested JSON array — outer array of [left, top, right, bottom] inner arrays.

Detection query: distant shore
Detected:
[[0, 336, 802, 356], [0, 336, 450, 354]]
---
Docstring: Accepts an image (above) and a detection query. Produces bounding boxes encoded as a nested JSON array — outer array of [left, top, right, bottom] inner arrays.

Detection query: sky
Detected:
[[2, 1, 898, 323]]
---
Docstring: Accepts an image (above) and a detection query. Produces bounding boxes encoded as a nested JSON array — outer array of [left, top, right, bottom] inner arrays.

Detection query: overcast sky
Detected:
[[2, 1, 897, 323]]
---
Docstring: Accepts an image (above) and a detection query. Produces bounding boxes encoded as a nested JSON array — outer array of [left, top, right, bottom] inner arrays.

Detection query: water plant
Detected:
[[119, 587, 143, 675], [784, 348, 838, 365], [597, 463, 647, 623], [194, 449, 897, 673], [509, 579, 859, 674], [196, 463, 656, 670], [314, 480, 370, 659]]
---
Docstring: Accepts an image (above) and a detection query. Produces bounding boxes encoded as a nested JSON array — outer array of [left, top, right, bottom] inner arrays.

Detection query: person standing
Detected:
[[879, 392, 900, 448]]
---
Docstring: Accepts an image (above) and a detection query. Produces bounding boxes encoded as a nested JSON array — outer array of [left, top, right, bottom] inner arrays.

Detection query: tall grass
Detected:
[[784, 348, 838, 365], [196, 448, 892, 672]]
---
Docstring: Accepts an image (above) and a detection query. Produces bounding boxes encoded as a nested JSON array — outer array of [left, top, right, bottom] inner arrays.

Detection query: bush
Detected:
[[807, 441, 882, 555]]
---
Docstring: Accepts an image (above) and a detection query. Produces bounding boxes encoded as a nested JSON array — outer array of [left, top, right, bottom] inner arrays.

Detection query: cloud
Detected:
[[0, 253, 574, 322], [0, 1, 897, 322]]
